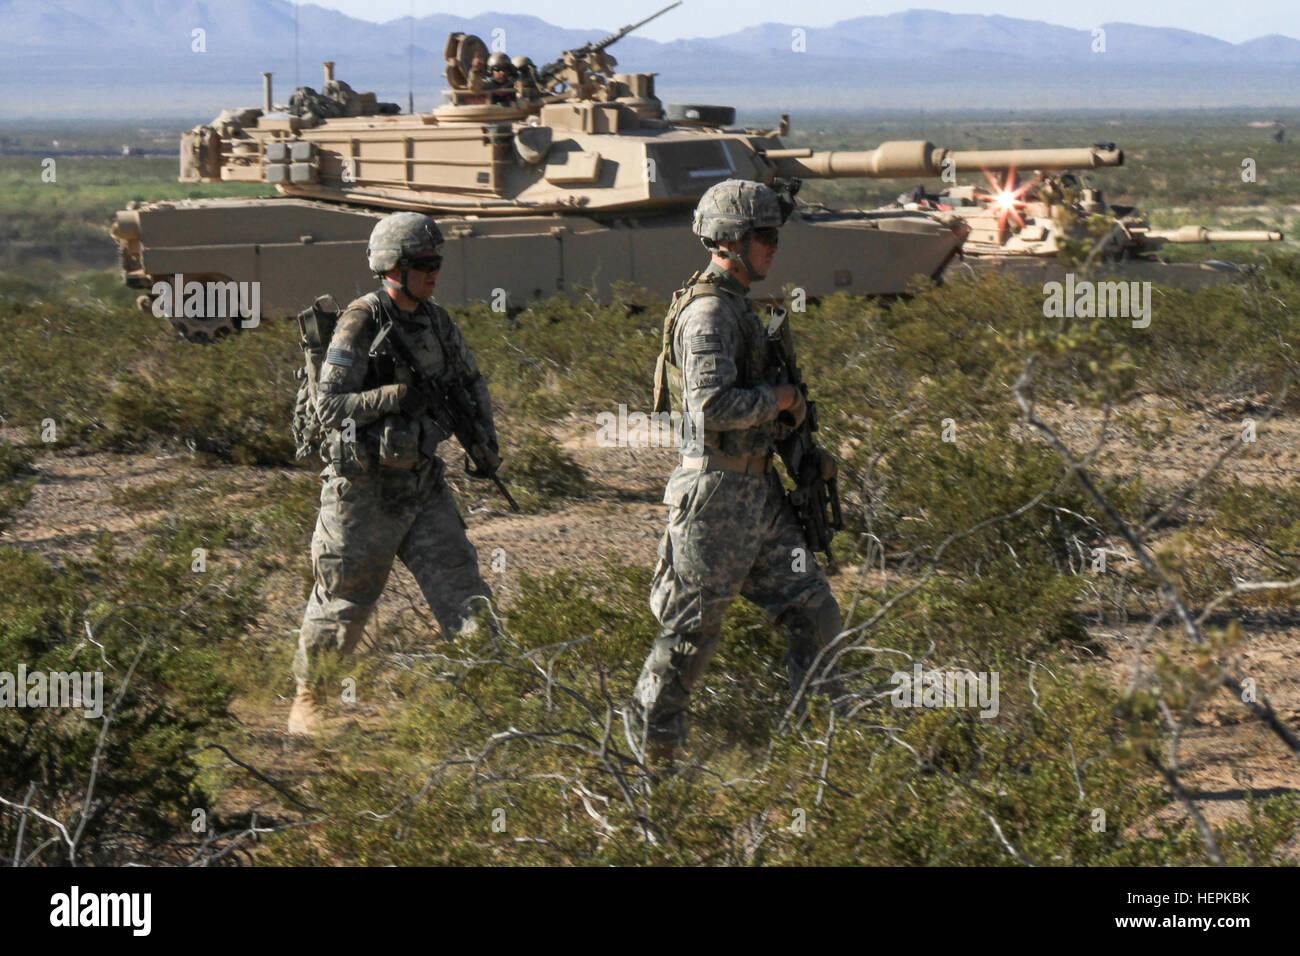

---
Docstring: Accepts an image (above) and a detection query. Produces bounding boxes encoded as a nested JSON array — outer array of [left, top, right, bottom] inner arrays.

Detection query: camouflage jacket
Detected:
[[316, 291, 497, 470], [670, 263, 781, 459]]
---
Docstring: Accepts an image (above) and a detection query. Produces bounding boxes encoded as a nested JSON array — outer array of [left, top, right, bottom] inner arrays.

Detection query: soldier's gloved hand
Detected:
[[775, 384, 807, 429], [398, 384, 428, 418], [466, 445, 502, 477], [817, 447, 838, 481]]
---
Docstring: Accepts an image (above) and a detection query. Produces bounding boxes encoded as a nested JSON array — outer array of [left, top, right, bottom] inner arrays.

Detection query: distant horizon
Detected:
[[300, 1, 1300, 45], [4, 1, 1297, 118]]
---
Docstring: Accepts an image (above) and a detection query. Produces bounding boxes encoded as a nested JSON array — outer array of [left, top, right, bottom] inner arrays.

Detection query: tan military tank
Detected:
[[111, 3, 1125, 341], [894, 170, 1284, 289]]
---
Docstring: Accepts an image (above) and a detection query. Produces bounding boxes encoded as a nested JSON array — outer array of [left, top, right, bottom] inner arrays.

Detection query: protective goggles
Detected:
[[406, 254, 444, 273]]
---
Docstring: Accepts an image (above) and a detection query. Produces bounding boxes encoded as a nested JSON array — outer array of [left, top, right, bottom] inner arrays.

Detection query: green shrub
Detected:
[[0, 536, 256, 864], [259, 563, 1297, 866], [503, 427, 589, 507]]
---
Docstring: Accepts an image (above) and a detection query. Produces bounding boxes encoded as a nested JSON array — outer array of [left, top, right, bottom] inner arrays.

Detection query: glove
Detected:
[[776, 384, 807, 429], [466, 444, 502, 477], [398, 384, 428, 418], [817, 447, 838, 481]]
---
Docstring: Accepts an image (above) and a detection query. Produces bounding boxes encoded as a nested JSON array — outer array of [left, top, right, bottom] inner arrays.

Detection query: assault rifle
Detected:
[[372, 307, 520, 512], [767, 307, 843, 573]]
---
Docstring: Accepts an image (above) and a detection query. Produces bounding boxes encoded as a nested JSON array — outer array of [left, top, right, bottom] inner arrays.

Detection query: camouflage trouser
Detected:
[[635, 465, 843, 745], [293, 461, 493, 687]]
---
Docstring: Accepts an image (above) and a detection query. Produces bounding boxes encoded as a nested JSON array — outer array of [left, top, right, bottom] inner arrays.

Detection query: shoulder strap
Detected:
[[651, 271, 742, 414], [423, 303, 462, 378], [297, 294, 345, 352], [355, 291, 382, 331]]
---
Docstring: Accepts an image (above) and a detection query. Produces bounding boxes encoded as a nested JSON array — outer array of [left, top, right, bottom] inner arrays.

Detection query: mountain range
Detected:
[[1, 0, 1297, 117]]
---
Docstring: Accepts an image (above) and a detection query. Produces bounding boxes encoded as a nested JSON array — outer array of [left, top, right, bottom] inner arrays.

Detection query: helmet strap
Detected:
[[382, 262, 425, 308], [736, 234, 765, 282], [709, 234, 765, 284]]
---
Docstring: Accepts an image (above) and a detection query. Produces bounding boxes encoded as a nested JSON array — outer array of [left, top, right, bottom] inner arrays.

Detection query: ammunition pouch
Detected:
[[326, 430, 377, 476], [378, 413, 423, 470]]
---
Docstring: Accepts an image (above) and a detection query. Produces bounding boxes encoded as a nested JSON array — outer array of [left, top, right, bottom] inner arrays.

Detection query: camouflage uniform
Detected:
[[293, 291, 496, 689], [635, 259, 842, 747]]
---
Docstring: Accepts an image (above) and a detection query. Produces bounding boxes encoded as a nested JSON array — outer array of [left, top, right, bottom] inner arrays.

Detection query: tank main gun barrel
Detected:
[[1142, 225, 1284, 243], [767, 141, 1124, 180]]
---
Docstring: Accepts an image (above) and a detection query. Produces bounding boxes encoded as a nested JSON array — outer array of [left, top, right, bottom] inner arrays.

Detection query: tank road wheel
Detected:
[[171, 315, 239, 344], [147, 273, 243, 344]]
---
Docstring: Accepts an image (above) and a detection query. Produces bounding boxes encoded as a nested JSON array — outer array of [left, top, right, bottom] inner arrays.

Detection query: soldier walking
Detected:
[[289, 212, 502, 736], [634, 180, 844, 765]]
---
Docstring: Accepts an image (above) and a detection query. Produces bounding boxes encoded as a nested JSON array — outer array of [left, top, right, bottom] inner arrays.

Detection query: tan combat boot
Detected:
[[287, 683, 323, 737]]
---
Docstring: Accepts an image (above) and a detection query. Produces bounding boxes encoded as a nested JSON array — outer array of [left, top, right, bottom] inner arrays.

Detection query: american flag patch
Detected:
[[689, 332, 723, 354]]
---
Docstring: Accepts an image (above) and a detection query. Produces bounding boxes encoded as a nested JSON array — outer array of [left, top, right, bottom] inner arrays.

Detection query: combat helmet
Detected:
[[692, 179, 799, 280], [487, 52, 513, 74], [367, 211, 444, 301], [511, 55, 535, 84]]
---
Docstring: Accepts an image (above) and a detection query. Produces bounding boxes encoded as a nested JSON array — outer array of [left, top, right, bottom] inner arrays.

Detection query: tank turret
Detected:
[[174, 90, 1125, 216]]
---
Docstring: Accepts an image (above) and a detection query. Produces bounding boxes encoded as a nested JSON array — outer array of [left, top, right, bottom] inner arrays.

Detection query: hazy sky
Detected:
[[304, 0, 1299, 43]]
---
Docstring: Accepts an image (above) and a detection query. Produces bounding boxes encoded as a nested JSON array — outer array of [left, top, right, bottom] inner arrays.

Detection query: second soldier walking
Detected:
[[635, 179, 844, 766]]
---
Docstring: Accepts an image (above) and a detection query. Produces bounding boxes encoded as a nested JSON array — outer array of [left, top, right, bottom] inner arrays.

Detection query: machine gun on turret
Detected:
[[538, 1, 681, 92]]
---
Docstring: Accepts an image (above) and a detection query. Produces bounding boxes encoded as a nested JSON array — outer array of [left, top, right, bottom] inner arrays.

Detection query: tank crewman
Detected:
[[470, 52, 518, 105], [288, 212, 501, 736], [511, 56, 541, 103], [633, 179, 844, 766]]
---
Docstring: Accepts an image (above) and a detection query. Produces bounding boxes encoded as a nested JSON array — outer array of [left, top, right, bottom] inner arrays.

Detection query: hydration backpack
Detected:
[[291, 292, 380, 460]]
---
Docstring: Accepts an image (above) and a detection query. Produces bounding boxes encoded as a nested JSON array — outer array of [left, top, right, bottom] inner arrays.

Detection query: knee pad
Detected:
[[810, 593, 843, 645], [778, 590, 842, 651]]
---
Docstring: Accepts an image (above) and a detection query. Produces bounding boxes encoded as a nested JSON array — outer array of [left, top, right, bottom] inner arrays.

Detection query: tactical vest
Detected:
[[361, 295, 458, 396], [294, 291, 459, 470], [652, 270, 777, 459]]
